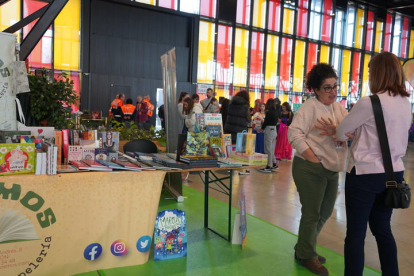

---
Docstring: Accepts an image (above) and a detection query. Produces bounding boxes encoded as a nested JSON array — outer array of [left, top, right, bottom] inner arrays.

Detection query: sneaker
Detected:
[[259, 167, 272, 173], [238, 170, 250, 175], [271, 163, 279, 170], [295, 252, 326, 264], [300, 259, 329, 275]]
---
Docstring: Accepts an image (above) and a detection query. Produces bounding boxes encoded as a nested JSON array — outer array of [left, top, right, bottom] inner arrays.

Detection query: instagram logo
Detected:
[[111, 240, 128, 256]]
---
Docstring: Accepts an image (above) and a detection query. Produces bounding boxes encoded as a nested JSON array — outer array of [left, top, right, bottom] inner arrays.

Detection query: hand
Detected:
[[315, 117, 336, 136], [345, 132, 355, 140]]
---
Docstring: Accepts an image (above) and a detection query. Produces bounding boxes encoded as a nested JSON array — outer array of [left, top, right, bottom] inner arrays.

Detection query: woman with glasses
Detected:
[[288, 63, 348, 276]]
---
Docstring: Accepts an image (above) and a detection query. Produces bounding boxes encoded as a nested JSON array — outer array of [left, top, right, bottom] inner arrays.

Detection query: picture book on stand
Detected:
[[186, 132, 209, 156], [154, 209, 187, 261], [0, 144, 36, 175]]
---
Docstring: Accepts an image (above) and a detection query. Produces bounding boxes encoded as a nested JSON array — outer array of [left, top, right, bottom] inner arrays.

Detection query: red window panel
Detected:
[[296, 0, 308, 37], [263, 90, 276, 102], [321, 0, 332, 42], [200, 0, 216, 18], [279, 37, 292, 91], [292, 95, 301, 104], [350, 52, 361, 98], [306, 43, 318, 76], [159, 0, 177, 9], [216, 25, 233, 85], [268, 0, 281, 32], [54, 71, 80, 112], [383, 13, 393, 52], [365, 11, 374, 51], [249, 32, 264, 88], [401, 17, 409, 58], [236, 0, 251, 25], [23, 0, 52, 68]]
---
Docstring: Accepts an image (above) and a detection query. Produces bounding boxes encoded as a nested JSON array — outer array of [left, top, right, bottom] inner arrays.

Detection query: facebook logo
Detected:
[[84, 243, 103, 261]]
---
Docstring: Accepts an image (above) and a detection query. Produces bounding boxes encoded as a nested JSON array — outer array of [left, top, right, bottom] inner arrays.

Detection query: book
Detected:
[[96, 160, 141, 171], [82, 159, 109, 168], [108, 152, 118, 161], [35, 149, 45, 175], [43, 141, 57, 175], [210, 146, 222, 158], [0, 131, 30, 143], [205, 125, 221, 137], [204, 113, 223, 136], [195, 113, 205, 132], [0, 144, 36, 176], [68, 146, 83, 163], [245, 133, 256, 155], [95, 148, 108, 161], [112, 160, 143, 170], [70, 129, 81, 146], [133, 152, 156, 161], [222, 134, 232, 157], [179, 155, 217, 161], [186, 132, 209, 156], [62, 129, 70, 162], [78, 160, 112, 171], [20, 135, 44, 149], [210, 136, 221, 148], [57, 165, 79, 173], [69, 160, 91, 171], [54, 130, 62, 165], [82, 148, 95, 161], [0, 209, 39, 244], [98, 131, 120, 152]]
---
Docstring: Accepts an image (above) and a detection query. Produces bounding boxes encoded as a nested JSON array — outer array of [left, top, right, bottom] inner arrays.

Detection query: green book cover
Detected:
[[186, 132, 209, 156], [0, 143, 36, 175]]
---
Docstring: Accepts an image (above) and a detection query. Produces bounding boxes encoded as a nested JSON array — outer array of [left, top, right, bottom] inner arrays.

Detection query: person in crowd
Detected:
[[158, 104, 165, 130], [251, 99, 262, 116], [201, 88, 219, 113], [182, 97, 198, 132], [252, 102, 266, 154], [191, 94, 204, 114], [178, 92, 190, 134], [121, 98, 136, 127], [110, 93, 125, 123], [205, 97, 220, 113], [224, 90, 251, 144], [336, 52, 411, 276], [288, 63, 348, 276], [144, 94, 155, 126], [258, 99, 278, 172], [220, 98, 230, 127], [275, 102, 293, 160], [409, 115, 414, 142], [274, 98, 282, 131], [135, 96, 148, 129]]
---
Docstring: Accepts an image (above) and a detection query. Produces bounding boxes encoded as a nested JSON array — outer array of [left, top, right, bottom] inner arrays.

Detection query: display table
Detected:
[[0, 171, 165, 276]]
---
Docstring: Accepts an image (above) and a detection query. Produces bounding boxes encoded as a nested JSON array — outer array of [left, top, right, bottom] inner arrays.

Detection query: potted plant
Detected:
[[28, 70, 78, 129]]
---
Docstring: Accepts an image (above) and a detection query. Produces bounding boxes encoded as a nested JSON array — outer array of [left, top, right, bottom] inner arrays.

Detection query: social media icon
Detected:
[[111, 239, 128, 256], [137, 236, 151, 253], [84, 243, 103, 261]]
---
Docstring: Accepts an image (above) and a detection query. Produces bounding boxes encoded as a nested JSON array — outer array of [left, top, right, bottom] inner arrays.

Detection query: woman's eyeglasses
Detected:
[[321, 84, 340, 93]]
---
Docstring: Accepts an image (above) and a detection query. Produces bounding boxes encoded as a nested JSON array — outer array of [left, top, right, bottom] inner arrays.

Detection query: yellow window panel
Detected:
[[0, 1, 21, 41], [233, 28, 249, 87], [253, 0, 267, 29], [341, 50, 351, 96], [374, 21, 383, 53], [197, 21, 216, 83], [361, 54, 371, 97], [354, 9, 364, 49], [283, 8, 294, 35], [320, 45, 330, 63], [265, 35, 279, 89], [54, 0, 81, 71], [409, 30, 414, 58], [135, 0, 155, 5], [293, 40, 305, 92]]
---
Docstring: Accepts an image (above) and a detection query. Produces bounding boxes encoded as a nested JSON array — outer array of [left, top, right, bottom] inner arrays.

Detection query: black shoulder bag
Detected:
[[370, 94, 411, 209]]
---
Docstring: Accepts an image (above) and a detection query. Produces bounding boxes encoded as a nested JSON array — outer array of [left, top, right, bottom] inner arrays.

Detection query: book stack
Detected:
[[179, 155, 218, 168]]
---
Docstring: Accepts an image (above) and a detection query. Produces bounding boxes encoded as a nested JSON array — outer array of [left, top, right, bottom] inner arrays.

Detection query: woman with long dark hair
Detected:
[[224, 90, 251, 143], [177, 92, 190, 134], [275, 102, 293, 160]]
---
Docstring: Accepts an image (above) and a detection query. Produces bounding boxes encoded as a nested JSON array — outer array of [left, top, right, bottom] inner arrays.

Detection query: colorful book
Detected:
[[205, 125, 221, 137], [82, 148, 95, 161], [69, 160, 91, 171], [186, 132, 209, 156], [68, 146, 83, 162], [210, 136, 221, 148], [0, 131, 30, 143], [222, 134, 232, 157], [62, 129, 70, 162], [79, 160, 112, 171], [112, 160, 142, 170], [95, 148, 108, 161], [195, 113, 205, 132], [54, 130, 63, 165], [97, 160, 141, 171], [20, 135, 44, 149], [98, 131, 120, 152], [0, 144, 36, 176], [57, 165, 79, 173]]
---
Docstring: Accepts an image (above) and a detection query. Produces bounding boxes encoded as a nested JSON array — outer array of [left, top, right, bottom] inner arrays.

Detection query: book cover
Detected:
[[54, 130, 63, 165], [62, 129, 70, 161], [194, 113, 205, 132], [154, 209, 187, 261], [79, 139, 99, 148], [0, 131, 30, 143], [95, 148, 108, 161], [71, 129, 81, 146], [108, 152, 118, 161], [112, 160, 141, 169], [68, 146, 83, 162], [186, 132, 209, 156], [209, 136, 221, 148], [35, 149, 43, 175], [57, 165, 78, 173], [205, 125, 221, 137], [82, 159, 107, 168], [210, 146, 222, 158], [82, 148, 95, 161], [0, 209, 39, 244], [0, 144, 36, 175], [176, 133, 187, 161], [222, 134, 232, 157], [245, 133, 256, 155], [69, 160, 90, 170], [204, 113, 223, 136], [20, 135, 44, 149], [98, 131, 120, 152]]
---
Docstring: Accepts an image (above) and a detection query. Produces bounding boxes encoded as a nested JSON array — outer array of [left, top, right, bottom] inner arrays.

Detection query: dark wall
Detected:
[[82, 0, 197, 125]]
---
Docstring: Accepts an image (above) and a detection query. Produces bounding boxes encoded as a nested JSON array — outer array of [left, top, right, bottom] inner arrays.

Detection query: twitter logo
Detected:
[[137, 236, 151, 253]]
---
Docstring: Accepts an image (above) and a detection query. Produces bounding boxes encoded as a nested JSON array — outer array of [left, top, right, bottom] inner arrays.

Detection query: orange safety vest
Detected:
[[144, 99, 155, 117], [121, 104, 136, 121]]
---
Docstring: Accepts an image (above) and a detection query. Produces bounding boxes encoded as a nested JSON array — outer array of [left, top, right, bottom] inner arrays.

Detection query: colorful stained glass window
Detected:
[[249, 32, 264, 88], [253, 0, 266, 29], [320, 45, 330, 63], [340, 50, 351, 97], [321, 0, 333, 42], [365, 11, 374, 51], [361, 54, 371, 97], [283, 8, 295, 35], [233, 28, 250, 86], [309, 0, 322, 40], [374, 21, 383, 53], [216, 25, 233, 85], [383, 13, 393, 52], [345, 6, 355, 48], [197, 21, 215, 83], [409, 30, 414, 58], [249, 88, 262, 107], [350, 52, 361, 97], [135, 0, 155, 4], [293, 40, 305, 92], [279, 37, 292, 91], [332, 48, 342, 79], [392, 15, 402, 56], [159, 0, 177, 9], [354, 8, 364, 49], [400, 17, 409, 58], [200, 0, 216, 18], [263, 90, 276, 102], [237, 0, 251, 26], [306, 43, 318, 74], [54, 0, 80, 71], [296, 0, 309, 37], [268, 0, 281, 32], [264, 35, 279, 89], [180, 0, 200, 14], [0, 1, 20, 39]]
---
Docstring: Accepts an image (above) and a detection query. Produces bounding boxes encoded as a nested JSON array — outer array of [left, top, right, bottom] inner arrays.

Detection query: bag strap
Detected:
[[15, 97, 26, 125], [370, 95, 395, 183]]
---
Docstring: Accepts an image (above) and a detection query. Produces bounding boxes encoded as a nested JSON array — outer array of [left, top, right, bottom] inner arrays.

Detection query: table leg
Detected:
[[204, 170, 210, 228], [228, 169, 233, 240]]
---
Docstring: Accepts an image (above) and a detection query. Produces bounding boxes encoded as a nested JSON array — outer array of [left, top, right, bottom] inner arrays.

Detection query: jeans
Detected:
[[344, 167, 403, 276], [264, 126, 277, 167]]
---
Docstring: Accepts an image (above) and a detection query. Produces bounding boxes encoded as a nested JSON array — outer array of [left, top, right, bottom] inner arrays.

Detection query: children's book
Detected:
[[95, 148, 108, 161], [186, 132, 209, 156], [205, 125, 221, 137], [0, 144, 36, 175], [57, 165, 79, 173], [20, 135, 44, 149], [154, 209, 187, 261], [98, 131, 120, 152], [210, 136, 221, 148], [68, 146, 83, 162], [194, 113, 205, 132], [0, 131, 30, 143], [222, 134, 232, 157], [0, 209, 39, 244], [54, 130, 63, 165], [82, 148, 95, 161]]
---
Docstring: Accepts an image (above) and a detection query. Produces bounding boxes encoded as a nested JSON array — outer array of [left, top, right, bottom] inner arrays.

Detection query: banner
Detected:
[[0, 171, 165, 276]]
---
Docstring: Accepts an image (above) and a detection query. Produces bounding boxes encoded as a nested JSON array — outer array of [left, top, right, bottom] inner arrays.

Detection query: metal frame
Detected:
[[202, 169, 234, 241]]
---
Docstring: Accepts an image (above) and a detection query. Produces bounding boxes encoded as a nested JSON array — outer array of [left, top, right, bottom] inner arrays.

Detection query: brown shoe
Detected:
[[300, 259, 329, 276], [295, 252, 326, 264]]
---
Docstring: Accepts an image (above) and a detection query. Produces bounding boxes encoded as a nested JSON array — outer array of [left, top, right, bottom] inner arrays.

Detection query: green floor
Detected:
[[76, 186, 380, 276]]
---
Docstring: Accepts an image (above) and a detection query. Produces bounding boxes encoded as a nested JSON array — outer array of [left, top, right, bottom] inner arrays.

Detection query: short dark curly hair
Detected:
[[305, 63, 338, 91]]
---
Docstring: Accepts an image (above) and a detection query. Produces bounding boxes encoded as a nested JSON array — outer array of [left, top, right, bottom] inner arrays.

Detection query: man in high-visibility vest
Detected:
[[121, 98, 136, 128], [110, 93, 125, 123], [143, 94, 154, 118]]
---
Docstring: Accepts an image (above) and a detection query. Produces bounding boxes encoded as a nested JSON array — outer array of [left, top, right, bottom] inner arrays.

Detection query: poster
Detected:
[[0, 171, 166, 275], [154, 209, 187, 261], [197, 84, 214, 95]]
